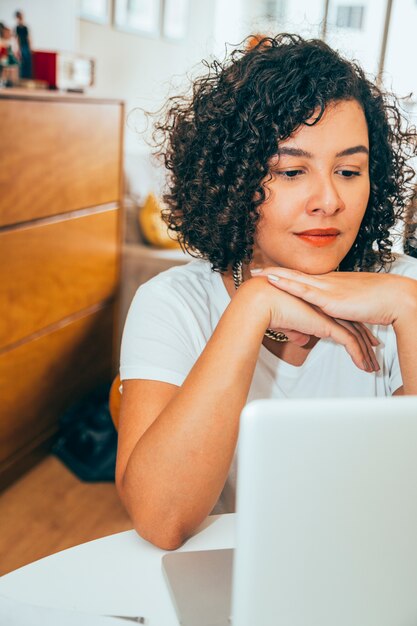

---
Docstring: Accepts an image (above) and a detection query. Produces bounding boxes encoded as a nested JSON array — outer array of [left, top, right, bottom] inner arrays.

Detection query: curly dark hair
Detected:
[[153, 34, 416, 273]]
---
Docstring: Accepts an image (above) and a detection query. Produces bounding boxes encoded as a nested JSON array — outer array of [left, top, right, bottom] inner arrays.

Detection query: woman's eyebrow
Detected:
[[276, 147, 312, 157], [335, 145, 369, 157], [275, 144, 369, 159]]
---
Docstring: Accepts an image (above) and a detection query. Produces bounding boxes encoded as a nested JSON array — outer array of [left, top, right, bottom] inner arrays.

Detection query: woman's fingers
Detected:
[[266, 273, 328, 308], [269, 307, 371, 372], [335, 319, 379, 372], [324, 316, 371, 371], [357, 321, 380, 347], [352, 322, 380, 370], [334, 319, 371, 370], [306, 302, 379, 371]]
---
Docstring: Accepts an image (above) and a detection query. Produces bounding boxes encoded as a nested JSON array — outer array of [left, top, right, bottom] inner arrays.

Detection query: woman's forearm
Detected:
[[120, 280, 270, 549]]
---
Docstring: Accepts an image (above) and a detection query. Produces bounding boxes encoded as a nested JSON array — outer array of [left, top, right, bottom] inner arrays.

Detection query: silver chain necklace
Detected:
[[232, 261, 289, 343]]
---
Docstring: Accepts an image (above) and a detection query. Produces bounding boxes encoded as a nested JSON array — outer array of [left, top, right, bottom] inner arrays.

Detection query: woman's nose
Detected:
[[306, 176, 345, 216]]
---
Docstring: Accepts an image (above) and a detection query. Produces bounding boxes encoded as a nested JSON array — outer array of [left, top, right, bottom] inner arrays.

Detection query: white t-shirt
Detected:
[[120, 253, 417, 511]]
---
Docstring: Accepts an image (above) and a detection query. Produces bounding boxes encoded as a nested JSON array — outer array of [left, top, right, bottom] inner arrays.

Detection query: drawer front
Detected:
[[0, 208, 119, 350], [0, 99, 122, 226], [0, 305, 113, 464]]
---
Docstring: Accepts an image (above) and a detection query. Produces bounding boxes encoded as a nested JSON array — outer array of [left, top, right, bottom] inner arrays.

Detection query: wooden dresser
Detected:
[[0, 90, 124, 490]]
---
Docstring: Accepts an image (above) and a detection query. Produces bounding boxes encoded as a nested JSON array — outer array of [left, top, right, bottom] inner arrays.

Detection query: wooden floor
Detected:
[[0, 455, 132, 576]]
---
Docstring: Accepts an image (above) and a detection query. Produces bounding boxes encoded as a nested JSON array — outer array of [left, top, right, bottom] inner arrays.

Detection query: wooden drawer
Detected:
[[0, 208, 119, 350], [0, 305, 113, 464], [0, 99, 122, 226]]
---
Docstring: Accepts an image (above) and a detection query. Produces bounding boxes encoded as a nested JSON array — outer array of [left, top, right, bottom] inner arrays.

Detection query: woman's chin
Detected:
[[255, 250, 343, 274], [290, 258, 340, 274]]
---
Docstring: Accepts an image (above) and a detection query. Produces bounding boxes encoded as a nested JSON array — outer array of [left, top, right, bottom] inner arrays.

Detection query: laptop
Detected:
[[162, 396, 417, 626]]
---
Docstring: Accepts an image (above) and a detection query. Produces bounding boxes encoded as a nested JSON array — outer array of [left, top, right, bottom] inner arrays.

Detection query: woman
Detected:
[[117, 35, 417, 550], [14, 11, 32, 80]]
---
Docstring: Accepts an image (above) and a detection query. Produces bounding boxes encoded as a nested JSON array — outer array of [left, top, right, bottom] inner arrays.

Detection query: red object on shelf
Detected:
[[32, 50, 94, 91], [32, 51, 57, 88]]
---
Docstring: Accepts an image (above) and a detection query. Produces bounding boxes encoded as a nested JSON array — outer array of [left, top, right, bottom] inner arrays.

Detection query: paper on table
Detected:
[[0, 593, 140, 625]]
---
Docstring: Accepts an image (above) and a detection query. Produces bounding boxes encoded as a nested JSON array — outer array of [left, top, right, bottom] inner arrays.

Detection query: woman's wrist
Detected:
[[231, 278, 274, 333], [390, 280, 417, 395], [392, 279, 417, 333]]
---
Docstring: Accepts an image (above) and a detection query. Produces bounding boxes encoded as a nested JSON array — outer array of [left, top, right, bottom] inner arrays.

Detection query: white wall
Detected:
[[213, 0, 246, 58], [325, 0, 387, 78], [76, 1, 216, 198], [242, 0, 325, 38], [0, 0, 78, 51], [384, 0, 417, 100], [78, 2, 216, 155]]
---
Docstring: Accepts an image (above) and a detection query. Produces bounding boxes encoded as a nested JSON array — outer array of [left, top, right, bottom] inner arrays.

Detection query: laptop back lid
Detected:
[[232, 396, 417, 626]]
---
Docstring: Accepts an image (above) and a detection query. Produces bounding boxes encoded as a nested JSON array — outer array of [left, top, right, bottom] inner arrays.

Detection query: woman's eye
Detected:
[[277, 169, 304, 179], [338, 170, 361, 178]]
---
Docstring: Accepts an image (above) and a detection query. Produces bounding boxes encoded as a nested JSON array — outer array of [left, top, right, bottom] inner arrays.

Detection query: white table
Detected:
[[0, 513, 235, 625]]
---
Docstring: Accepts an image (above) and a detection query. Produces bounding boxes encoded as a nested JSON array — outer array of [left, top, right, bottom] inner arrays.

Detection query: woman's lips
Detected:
[[294, 229, 340, 247]]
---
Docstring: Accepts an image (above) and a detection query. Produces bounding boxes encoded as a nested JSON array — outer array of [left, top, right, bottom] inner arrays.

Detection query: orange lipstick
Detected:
[[294, 228, 340, 247]]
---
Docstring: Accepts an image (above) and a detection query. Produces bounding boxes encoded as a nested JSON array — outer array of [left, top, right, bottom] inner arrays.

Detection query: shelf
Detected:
[[122, 242, 190, 261]]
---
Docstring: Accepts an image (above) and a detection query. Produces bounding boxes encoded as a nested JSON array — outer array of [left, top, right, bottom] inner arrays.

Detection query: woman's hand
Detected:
[[254, 266, 417, 395], [255, 267, 415, 327], [246, 277, 379, 372]]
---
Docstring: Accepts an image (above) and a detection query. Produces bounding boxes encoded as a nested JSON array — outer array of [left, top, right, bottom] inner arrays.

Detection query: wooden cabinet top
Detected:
[[0, 88, 123, 105]]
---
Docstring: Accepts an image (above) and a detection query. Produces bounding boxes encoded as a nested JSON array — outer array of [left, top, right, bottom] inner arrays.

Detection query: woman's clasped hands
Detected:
[[249, 267, 417, 374]]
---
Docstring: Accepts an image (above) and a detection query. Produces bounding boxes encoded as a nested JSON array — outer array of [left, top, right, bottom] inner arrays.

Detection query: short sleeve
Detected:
[[383, 328, 402, 394], [385, 255, 417, 394], [120, 280, 204, 386]]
